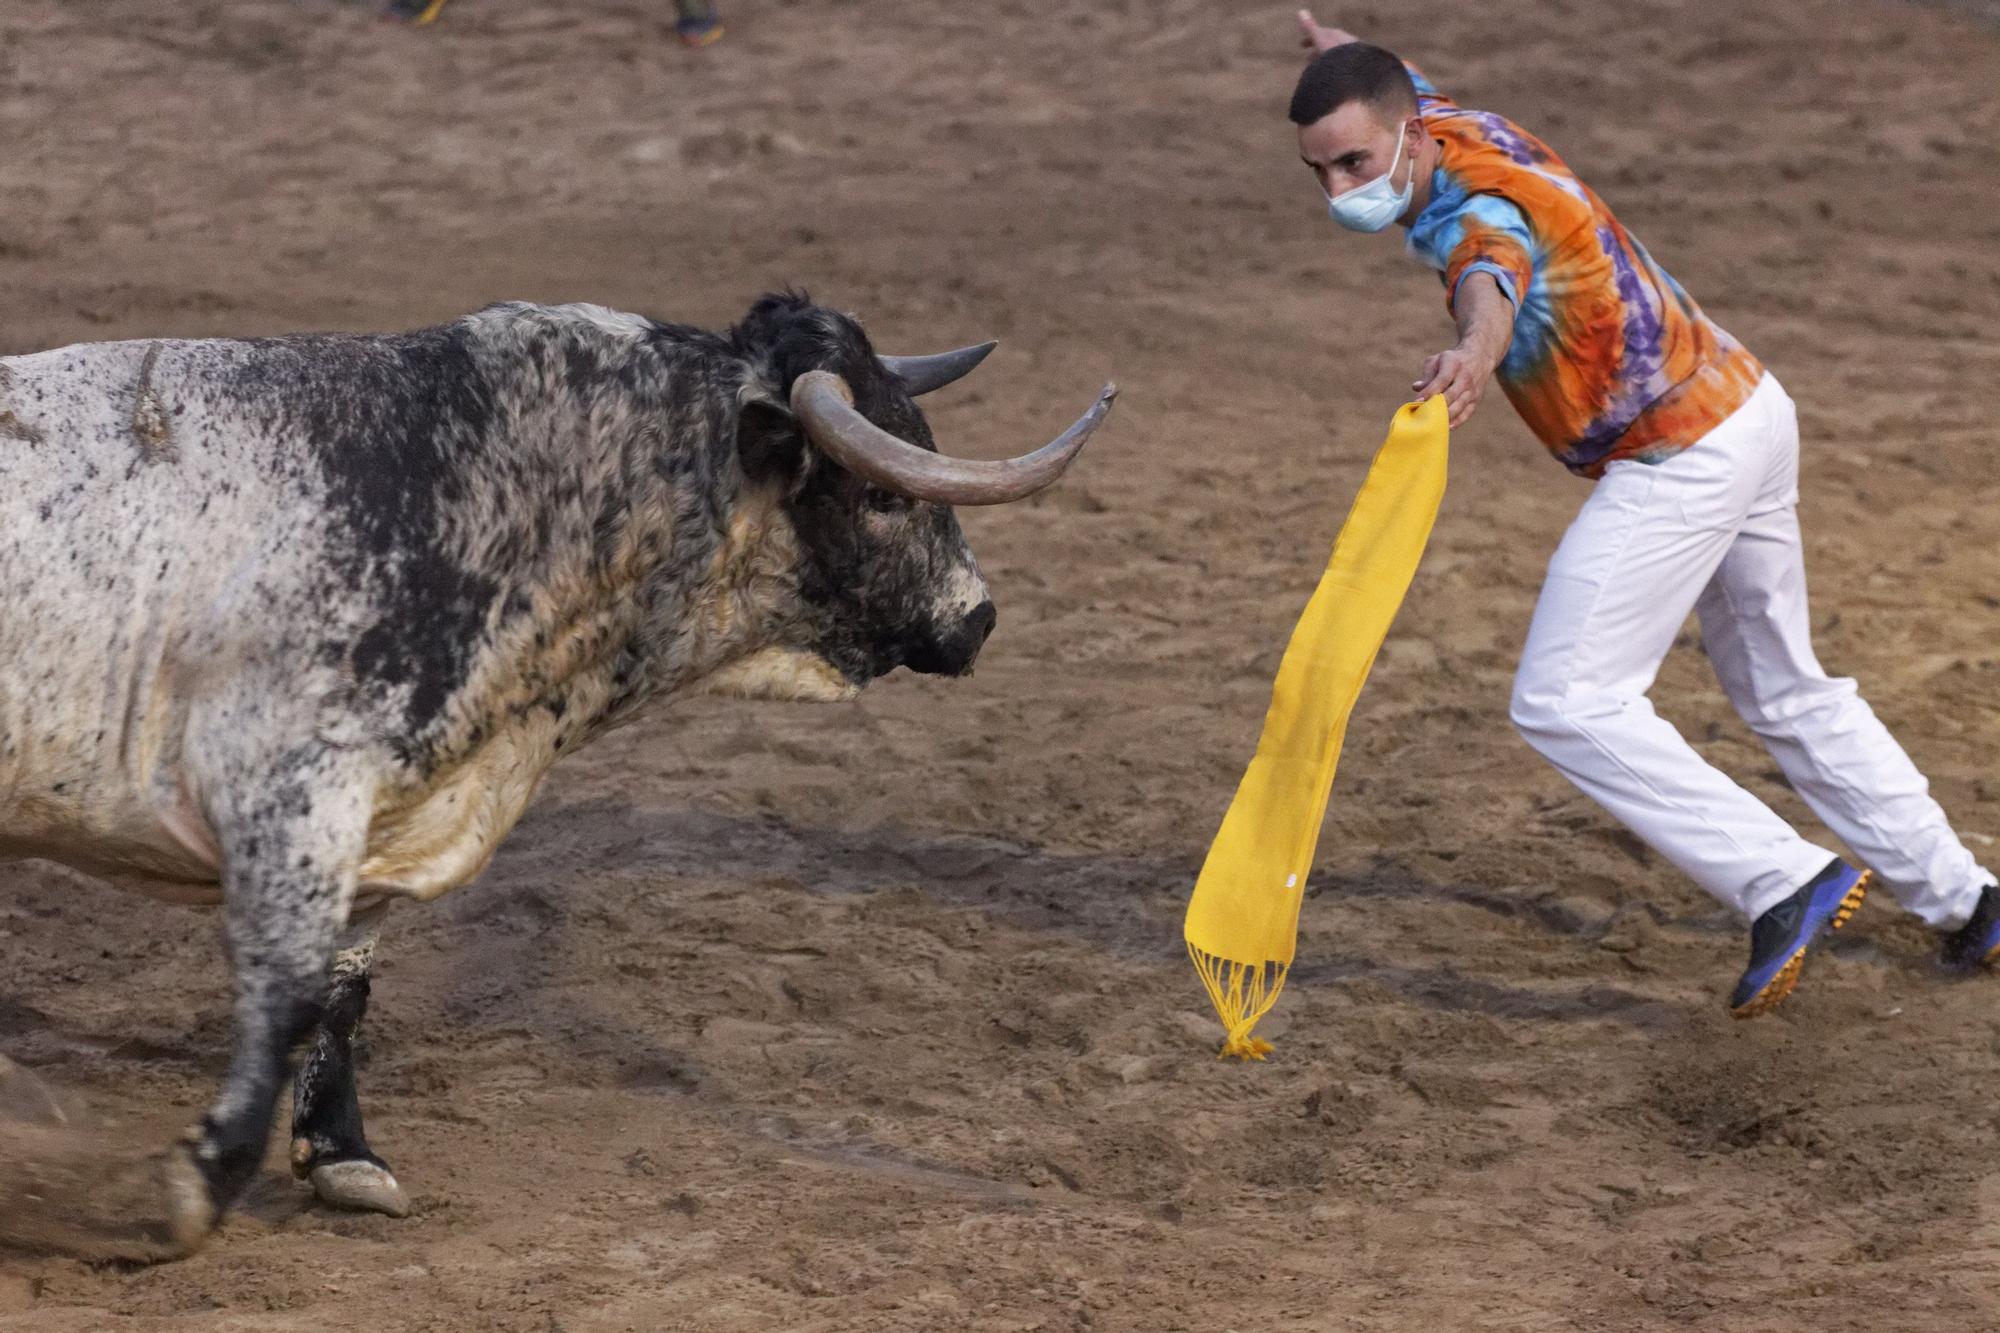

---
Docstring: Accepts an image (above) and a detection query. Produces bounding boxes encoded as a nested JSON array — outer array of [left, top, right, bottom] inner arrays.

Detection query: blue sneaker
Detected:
[[382, 0, 448, 22], [1942, 883, 2000, 970], [675, 2, 724, 46], [1730, 860, 1870, 1018]]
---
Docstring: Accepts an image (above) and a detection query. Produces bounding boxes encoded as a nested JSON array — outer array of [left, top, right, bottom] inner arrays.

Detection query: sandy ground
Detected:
[[3, 0, 2000, 1327]]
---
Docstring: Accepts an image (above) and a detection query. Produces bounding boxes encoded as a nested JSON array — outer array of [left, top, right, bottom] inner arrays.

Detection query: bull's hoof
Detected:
[[0, 1128, 212, 1262], [159, 1144, 216, 1257], [309, 1158, 410, 1217]]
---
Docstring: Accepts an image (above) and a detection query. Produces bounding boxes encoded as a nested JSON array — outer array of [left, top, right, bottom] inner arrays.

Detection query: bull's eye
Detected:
[[864, 490, 914, 516]]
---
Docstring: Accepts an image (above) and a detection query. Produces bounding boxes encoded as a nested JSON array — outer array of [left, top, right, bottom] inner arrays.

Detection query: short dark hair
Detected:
[[1288, 43, 1418, 126]]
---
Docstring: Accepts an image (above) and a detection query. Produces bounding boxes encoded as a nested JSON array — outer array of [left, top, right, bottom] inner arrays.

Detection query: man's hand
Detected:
[[1412, 270, 1515, 429], [1412, 347, 1493, 429], [1297, 9, 1358, 53]]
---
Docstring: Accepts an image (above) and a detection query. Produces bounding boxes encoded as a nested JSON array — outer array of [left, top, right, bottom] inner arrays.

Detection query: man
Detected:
[[1289, 11, 1998, 1015]]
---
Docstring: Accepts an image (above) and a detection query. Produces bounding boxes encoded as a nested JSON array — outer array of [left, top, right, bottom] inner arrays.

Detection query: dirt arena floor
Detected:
[[3, 0, 2000, 1327]]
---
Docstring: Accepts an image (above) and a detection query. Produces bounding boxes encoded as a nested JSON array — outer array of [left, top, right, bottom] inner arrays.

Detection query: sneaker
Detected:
[[675, 4, 724, 46], [1730, 859, 1870, 1018], [1941, 882, 2000, 970], [382, 0, 449, 22]]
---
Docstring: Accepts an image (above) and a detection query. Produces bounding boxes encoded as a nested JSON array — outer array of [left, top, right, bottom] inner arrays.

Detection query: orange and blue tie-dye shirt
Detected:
[[1403, 67, 1764, 477]]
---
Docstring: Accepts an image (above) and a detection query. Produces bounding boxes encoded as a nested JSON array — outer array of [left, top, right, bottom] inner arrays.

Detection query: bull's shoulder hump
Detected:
[[462, 300, 661, 346]]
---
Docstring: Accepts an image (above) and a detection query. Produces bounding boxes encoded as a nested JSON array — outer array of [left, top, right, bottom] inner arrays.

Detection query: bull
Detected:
[[0, 293, 1113, 1253]]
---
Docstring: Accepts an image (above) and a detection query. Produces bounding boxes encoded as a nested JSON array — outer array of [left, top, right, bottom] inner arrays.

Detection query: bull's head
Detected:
[[706, 293, 1114, 701]]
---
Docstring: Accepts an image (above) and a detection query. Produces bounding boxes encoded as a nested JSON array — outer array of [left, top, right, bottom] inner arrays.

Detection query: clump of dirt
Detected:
[[1302, 1080, 1377, 1134], [1645, 1046, 1835, 1156]]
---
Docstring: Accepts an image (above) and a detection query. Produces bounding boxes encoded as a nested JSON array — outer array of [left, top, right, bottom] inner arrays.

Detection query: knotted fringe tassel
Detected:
[[1187, 945, 1290, 1061]]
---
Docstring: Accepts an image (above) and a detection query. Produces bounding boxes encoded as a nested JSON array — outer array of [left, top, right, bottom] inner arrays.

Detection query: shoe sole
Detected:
[[1731, 872, 1870, 1019]]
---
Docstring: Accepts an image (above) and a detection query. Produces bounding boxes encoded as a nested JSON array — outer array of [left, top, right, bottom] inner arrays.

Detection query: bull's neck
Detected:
[[398, 333, 766, 769], [483, 341, 800, 731]]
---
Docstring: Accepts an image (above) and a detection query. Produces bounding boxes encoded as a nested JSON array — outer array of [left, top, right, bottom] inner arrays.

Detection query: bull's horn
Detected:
[[790, 370, 1115, 507], [879, 341, 997, 396]]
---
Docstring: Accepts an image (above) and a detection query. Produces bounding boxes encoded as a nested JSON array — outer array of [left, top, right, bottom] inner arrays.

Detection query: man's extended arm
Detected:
[[1296, 9, 1357, 53], [1412, 271, 1514, 429]]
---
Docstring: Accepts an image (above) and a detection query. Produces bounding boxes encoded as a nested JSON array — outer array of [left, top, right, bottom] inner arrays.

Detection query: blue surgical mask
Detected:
[[1326, 123, 1417, 233]]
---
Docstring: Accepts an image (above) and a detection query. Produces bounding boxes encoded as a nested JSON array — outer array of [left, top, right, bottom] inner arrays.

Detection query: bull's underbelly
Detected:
[[0, 768, 226, 903], [0, 721, 562, 911], [0, 832, 224, 905]]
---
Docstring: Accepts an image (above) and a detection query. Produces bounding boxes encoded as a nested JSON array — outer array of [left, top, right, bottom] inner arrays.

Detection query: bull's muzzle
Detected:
[[904, 599, 997, 677]]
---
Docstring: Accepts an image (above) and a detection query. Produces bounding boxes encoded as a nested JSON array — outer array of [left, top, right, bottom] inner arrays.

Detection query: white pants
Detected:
[[1510, 374, 1992, 926]]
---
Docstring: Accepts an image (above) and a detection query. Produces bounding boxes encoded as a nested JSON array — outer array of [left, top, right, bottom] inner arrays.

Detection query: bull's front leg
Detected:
[[289, 904, 410, 1217], [163, 754, 370, 1252]]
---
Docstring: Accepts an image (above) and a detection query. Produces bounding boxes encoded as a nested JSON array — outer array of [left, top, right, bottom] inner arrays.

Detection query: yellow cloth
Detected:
[[1184, 397, 1450, 1059]]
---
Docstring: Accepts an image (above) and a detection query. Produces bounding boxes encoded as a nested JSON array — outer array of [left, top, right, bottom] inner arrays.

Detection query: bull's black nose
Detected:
[[899, 601, 998, 677], [966, 599, 997, 648]]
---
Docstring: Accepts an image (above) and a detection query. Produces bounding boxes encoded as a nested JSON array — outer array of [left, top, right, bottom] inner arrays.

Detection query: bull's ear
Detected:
[[735, 399, 808, 486]]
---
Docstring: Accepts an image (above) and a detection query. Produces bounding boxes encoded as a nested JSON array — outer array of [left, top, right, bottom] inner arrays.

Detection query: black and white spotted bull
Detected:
[[0, 293, 1113, 1253]]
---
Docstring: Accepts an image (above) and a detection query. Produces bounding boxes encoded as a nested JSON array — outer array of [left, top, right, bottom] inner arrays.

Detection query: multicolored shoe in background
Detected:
[[675, 0, 725, 47], [1730, 859, 1870, 1018], [382, 0, 450, 24]]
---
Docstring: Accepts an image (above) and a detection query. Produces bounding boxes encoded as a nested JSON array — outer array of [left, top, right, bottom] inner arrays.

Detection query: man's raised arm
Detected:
[[1296, 9, 1358, 53]]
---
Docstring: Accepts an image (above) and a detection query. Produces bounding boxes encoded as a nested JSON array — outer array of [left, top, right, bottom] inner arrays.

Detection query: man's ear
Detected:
[[736, 398, 808, 487]]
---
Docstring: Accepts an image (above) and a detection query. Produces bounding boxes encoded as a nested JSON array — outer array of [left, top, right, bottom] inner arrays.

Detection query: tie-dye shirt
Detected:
[[1402, 67, 1764, 477]]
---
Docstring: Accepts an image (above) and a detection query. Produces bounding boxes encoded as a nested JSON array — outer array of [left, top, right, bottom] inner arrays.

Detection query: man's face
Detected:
[[1298, 99, 1418, 202]]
